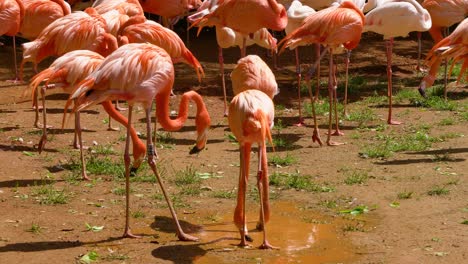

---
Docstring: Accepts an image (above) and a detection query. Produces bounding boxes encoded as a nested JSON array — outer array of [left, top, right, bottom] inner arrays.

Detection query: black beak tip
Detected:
[[130, 167, 138, 177], [189, 145, 203, 155], [418, 87, 427, 98]]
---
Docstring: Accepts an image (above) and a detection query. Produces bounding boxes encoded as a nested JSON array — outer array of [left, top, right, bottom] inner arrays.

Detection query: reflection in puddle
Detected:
[[194, 201, 357, 263]]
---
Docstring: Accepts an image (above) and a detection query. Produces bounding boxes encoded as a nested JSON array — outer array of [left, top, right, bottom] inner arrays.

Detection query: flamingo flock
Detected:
[[0, 0, 466, 249]]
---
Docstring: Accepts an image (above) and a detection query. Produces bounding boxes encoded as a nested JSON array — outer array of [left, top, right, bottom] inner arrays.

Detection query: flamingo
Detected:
[[418, 17, 468, 98], [364, 0, 432, 125], [117, 15, 205, 82], [279, 0, 365, 146], [215, 26, 277, 116], [422, 0, 467, 44], [0, 0, 24, 81], [284, 0, 316, 125], [26, 50, 146, 181], [20, 7, 118, 80], [18, 0, 71, 40], [65, 43, 210, 240], [228, 89, 276, 249], [92, 0, 143, 17], [188, 0, 287, 57], [231, 54, 279, 99], [139, 0, 202, 28]]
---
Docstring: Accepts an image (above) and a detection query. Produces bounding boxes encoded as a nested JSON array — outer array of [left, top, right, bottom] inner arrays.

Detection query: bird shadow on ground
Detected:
[[0, 109, 16, 114], [0, 143, 58, 153], [0, 126, 19, 131], [151, 216, 203, 236], [0, 178, 59, 188], [24, 108, 100, 115], [0, 237, 122, 253], [410, 148, 468, 155], [152, 243, 208, 264], [374, 157, 465, 166]]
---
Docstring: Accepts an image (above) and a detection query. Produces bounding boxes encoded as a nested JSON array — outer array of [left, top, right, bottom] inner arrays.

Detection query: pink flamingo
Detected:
[[92, 0, 143, 17], [228, 89, 276, 249], [117, 15, 205, 82], [231, 54, 279, 99], [364, 0, 432, 125], [0, 0, 24, 81], [418, 17, 467, 99], [18, 0, 71, 40], [188, 0, 287, 57], [139, 0, 202, 27], [279, 0, 365, 146], [20, 7, 118, 80], [65, 43, 210, 240], [422, 0, 467, 43], [284, 0, 316, 125], [27, 50, 146, 181]]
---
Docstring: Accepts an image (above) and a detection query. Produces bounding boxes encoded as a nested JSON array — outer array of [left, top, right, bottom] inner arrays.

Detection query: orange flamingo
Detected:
[[231, 54, 279, 99], [26, 50, 146, 180], [364, 0, 432, 125], [422, 0, 467, 44], [228, 89, 276, 249], [65, 43, 210, 240], [284, 0, 316, 125], [20, 7, 118, 80], [139, 0, 202, 27], [216, 26, 277, 116], [188, 0, 287, 57], [92, 0, 143, 17], [18, 0, 71, 40], [0, 0, 24, 81], [418, 17, 467, 98], [117, 15, 204, 82], [279, 0, 364, 146]]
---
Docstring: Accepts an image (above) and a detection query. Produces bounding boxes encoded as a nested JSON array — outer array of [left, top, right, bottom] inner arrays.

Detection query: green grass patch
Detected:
[[174, 165, 202, 186], [344, 170, 369, 185], [397, 191, 413, 200], [211, 189, 236, 199], [438, 118, 455, 126], [268, 153, 297, 167], [345, 107, 377, 127], [270, 171, 334, 192], [32, 184, 70, 205], [427, 186, 450, 196]]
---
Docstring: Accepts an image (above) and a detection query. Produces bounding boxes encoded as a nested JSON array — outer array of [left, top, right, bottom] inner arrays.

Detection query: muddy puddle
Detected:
[[191, 201, 359, 263]]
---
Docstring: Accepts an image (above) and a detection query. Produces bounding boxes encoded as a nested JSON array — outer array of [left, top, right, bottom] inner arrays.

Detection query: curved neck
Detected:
[[51, 0, 71, 15], [267, 0, 282, 14], [155, 90, 209, 132]]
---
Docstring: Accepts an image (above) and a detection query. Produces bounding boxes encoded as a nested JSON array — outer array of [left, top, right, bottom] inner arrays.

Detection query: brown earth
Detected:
[[0, 25, 467, 264]]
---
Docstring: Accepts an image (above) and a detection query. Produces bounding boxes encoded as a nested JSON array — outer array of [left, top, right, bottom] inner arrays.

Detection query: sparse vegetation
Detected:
[[427, 186, 450, 196], [270, 171, 334, 192], [268, 153, 297, 167]]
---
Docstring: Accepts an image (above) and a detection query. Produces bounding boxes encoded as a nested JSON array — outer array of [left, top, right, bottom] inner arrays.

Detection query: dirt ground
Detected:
[[0, 24, 467, 264]]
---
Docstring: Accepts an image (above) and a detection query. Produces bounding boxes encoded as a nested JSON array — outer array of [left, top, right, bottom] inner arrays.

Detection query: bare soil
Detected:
[[0, 26, 467, 264]]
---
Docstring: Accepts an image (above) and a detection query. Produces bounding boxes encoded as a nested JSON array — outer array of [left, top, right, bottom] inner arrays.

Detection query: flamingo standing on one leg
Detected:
[[0, 0, 24, 81], [26, 50, 146, 180], [364, 0, 432, 125], [284, 0, 316, 126], [418, 17, 468, 99], [279, 0, 365, 146], [20, 7, 118, 80], [65, 43, 210, 240], [18, 0, 71, 40], [228, 89, 276, 249], [215, 26, 277, 116]]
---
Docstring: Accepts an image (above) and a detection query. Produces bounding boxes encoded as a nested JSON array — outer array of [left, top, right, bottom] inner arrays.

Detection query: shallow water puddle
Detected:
[[193, 201, 357, 263]]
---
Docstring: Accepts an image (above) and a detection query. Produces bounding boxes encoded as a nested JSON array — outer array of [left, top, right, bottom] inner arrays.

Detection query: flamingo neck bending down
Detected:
[[155, 90, 211, 153]]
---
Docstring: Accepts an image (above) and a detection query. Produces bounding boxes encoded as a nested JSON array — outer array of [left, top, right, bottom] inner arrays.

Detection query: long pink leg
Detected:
[[74, 108, 89, 181], [315, 43, 321, 100], [219, 46, 228, 117], [234, 143, 252, 247], [386, 38, 402, 125], [331, 64, 344, 136], [144, 106, 198, 241], [7, 36, 21, 82], [38, 86, 48, 153], [294, 48, 305, 126], [257, 144, 277, 249], [326, 49, 344, 146], [343, 50, 351, 117], [122, 105, 139, 238]]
